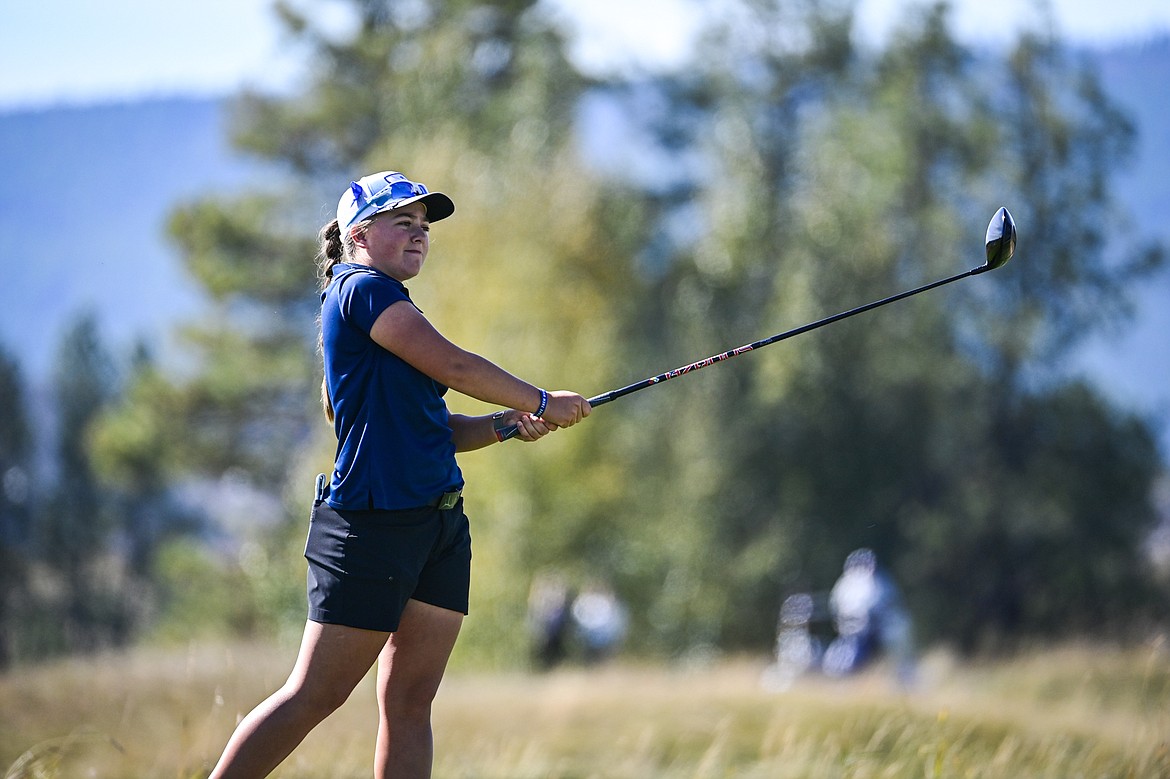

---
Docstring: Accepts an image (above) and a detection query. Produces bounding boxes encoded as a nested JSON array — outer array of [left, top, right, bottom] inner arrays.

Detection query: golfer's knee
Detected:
[[284, 681, 354, 719], [383, 688, 437, 724]]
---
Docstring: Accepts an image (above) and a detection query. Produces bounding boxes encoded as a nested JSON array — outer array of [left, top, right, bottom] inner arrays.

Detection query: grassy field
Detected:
[[2, 640, 1168, 778]]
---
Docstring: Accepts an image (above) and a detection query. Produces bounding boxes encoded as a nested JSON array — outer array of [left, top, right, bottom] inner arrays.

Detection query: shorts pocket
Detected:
[[304, 502, 352, 576]]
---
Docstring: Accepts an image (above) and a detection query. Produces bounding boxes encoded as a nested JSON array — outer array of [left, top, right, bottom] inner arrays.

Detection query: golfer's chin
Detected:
[[385, 255, 425, 281], [402, 253, 426, 276]]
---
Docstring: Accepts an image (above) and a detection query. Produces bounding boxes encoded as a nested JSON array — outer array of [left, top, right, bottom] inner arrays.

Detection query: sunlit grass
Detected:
[[2, 641, 1168, 778]]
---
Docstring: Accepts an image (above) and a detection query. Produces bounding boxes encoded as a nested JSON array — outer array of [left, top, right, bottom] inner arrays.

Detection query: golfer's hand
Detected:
[[541, 391, 590, 429], [500, 410, 554, 442]]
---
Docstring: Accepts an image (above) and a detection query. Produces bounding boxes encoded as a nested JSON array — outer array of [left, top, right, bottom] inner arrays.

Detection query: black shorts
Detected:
[[303, 495, 472, 632]]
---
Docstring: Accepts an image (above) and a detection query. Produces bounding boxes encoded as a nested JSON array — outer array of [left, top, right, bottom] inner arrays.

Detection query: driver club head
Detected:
[[984, 207, 1017, 270]]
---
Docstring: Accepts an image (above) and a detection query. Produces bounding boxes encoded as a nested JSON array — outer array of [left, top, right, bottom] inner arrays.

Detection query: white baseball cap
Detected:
[[337, 171, 455, 236]]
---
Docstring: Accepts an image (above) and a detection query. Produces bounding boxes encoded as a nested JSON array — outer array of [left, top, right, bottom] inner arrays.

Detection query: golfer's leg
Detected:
[[210, 620, 390, 779], [374, 599, 463, 779]]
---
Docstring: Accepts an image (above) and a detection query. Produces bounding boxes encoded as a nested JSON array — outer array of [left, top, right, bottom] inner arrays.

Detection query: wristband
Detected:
[[535, 388, 549, 418], [492, 410, 508, 443]]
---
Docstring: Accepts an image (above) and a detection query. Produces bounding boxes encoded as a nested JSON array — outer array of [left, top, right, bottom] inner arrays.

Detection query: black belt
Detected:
[[428, 489, 462, 510]]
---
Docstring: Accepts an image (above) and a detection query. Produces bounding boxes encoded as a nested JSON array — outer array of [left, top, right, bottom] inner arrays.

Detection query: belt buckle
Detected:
[[437, 490, 461, 510]]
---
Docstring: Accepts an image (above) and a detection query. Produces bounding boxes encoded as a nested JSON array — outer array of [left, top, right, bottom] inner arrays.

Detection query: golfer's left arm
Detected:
[[449, 410, 553, 452]]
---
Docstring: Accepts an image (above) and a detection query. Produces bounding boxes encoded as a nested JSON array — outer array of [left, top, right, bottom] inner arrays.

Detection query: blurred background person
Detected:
[[761, 592, 827, 691], [823, 548, 916, 686], [526, 571, 574, 670], [570, 580, 628, 664]]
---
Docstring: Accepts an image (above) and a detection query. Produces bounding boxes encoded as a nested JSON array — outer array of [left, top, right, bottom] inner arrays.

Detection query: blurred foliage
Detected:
[[147, 531, 306, 644], [5, 315, 150, 663], [603, 0, 1166, 653], [64, 0, 1170, 666], [0, 346, 33, 668]]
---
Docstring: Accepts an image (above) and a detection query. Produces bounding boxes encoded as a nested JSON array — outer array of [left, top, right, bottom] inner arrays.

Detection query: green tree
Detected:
[[600, 0, 874, 654], [889, 28, 1165, 649], [612, 0, 1166, 652], [0, 347, 33, 667], [90, 342, 203, 578], [28, 313, 144, 655]]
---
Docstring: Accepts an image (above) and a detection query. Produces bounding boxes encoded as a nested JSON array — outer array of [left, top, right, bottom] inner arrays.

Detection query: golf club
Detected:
[[500, 207, 1016, 440]]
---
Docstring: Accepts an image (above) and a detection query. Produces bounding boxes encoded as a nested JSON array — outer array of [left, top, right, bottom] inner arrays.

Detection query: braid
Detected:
[[316, 217, 371, 422], [317, 219, 346, 291], [317, 219, 343, 423]]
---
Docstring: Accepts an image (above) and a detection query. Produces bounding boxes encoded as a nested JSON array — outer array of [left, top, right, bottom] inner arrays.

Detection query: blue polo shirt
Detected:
[[321, 263, 463, 510]]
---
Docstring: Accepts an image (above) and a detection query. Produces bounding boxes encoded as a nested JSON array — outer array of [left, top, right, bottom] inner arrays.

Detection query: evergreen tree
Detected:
[[0, 347, 33, 667], [34, 313, 138, 654]]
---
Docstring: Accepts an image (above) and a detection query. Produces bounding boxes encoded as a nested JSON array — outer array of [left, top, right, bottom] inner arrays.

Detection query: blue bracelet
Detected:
[[536, 388, 549, 418]]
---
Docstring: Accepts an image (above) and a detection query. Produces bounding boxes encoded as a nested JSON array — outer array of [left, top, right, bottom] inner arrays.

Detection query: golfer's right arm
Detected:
[[368, 300, 590, 428]]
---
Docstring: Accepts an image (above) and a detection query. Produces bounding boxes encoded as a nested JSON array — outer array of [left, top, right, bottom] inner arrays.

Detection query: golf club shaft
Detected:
[[499, 262, 990, 440]]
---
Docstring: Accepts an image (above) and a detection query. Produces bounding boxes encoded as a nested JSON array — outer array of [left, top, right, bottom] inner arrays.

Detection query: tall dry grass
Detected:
[[2, 640, 1167, 778]]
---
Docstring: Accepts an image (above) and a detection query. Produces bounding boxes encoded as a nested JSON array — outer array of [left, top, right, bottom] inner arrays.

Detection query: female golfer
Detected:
[[208, 170, 590, 778]]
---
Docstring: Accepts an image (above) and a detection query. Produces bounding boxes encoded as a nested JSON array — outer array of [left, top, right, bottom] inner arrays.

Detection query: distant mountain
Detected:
[[0, 38, 1167, 453], [0, 97, 262, 381]]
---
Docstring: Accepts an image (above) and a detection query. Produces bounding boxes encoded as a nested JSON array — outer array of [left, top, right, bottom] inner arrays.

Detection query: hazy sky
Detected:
[[2, 0, 1169, 110]]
